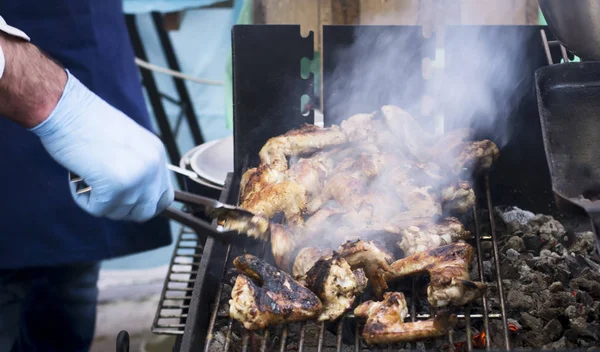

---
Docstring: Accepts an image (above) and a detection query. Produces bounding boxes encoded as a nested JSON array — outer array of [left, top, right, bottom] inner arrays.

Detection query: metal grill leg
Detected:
[[151, 12, 205, 146], [125, 14, 184, 188]]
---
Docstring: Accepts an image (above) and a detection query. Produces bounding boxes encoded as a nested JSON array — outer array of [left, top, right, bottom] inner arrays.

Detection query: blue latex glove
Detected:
[[30, 70, 174, 222]]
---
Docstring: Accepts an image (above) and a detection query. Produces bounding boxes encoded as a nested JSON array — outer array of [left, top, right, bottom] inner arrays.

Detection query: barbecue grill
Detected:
[[148, 24, 587, 352]]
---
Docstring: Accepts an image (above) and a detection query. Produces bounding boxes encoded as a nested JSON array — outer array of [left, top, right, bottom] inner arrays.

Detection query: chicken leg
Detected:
[[385, 242, 487, 307], [354, 292, 457, 344]]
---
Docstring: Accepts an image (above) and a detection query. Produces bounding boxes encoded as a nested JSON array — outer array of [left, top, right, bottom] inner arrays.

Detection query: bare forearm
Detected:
[[0, 31, 67, 128]]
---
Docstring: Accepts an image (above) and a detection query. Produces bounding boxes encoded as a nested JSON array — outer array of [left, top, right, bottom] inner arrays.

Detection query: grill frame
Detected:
[[151, 24, 573, 351]]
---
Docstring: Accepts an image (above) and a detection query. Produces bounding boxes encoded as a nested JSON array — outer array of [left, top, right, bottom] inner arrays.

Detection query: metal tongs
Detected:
[[68, 170, 261, 247]]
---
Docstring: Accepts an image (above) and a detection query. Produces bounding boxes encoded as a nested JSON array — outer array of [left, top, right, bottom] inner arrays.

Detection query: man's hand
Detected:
[[0, 30, 174, 222]]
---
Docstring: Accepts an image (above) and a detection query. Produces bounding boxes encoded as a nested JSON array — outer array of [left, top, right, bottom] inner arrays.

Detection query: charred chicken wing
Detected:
[[292, 247, 333, 279], [305, 255, 362, 321], [229, 254, 322, 330]]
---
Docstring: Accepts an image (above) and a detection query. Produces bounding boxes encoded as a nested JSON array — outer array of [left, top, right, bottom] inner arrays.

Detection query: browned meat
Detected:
[[240, 178, 307, 226], [259, 124, 348, 172], [306, 168, 366, 213], [387, 217, 471, 256], [354, 292, 408, 330], [384, 214, 434, 232], [380, 105, 433, 161], [353, 268, 369, 292], [386, 242, 487, 307], [239, 164, 286, 204], [292, 247, 332, 279], [395, 185, 442, 219], [288, 151, 333, 200], [354, 292, 457, 344], [425, 128, 474, 162], [337, 240, 393, 298], [453, 140, 500, 175], [304, 206, 345, 231], [305, 255, 362, 321], [441, 181, 476, 214], [360, 152, 386, 178], [340, 112, 378, 142], [388, 164, 442, 218], [229, 255, 322, 330], [270, 224, 297, 271], [218, 213, 271, 241], [359, 152, 407, 179]]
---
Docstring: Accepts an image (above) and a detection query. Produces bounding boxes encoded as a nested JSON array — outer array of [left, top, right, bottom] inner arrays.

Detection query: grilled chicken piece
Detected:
[[340, 112, 378, 142], [305, 206, 346, 230], [353, 268, 369, 292], [389, 165, 442, 218], [386, 243, 487, 307], [305, 255, 362, 321], [306, 159, 366, 214], [409, 162, 444, 186], [293, 248, 368, 292], [360, 152, 387, 178], [441, 181, 476, 214], [337, 240, 393, 298], [240, 178, 307, 226], [425, 128, 474, 161], [340, 111, 402, 150], [380, 105, 432, 161], [453, 140, 500, 175], [288, 151, 334, 200], [218, 213, 271, 241], [396, 185, 442, 219], [239, 165, 286, 204], [354, 292, 457, 344], [293, 247, 333, 279], [230, 255, 322, 330], [388, 217, 471, 256], [259, 124, 348, 172], [238, 163, 308, 226]]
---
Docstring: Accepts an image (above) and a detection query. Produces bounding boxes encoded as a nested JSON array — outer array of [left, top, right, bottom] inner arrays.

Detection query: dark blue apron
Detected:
[[0, 0, 172, 269]]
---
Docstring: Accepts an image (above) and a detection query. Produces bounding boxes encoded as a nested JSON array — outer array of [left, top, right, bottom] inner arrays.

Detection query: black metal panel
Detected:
[[232, 25, 314, 179], [322, 25, 436, 128], [443, 25, 561, 215]]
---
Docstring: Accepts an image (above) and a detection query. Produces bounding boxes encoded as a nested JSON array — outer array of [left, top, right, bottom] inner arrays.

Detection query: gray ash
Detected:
[[488, 206, 600, 350]]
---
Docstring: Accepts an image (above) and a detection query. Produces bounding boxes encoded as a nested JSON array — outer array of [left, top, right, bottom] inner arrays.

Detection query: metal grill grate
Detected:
[[196, 174, 511, 352], [152, 224, 204, 335]]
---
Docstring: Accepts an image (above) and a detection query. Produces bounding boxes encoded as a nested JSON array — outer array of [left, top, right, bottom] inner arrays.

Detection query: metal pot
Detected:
[[539, 0, 600, 61]]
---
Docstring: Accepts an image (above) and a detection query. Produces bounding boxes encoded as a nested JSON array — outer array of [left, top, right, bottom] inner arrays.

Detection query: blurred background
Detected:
[[93, 1, 556, 350]]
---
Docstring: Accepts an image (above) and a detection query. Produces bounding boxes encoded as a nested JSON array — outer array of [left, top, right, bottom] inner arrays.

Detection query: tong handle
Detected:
[[174, 190, 222, 210], [161, 207, 247, 246], [162, 207, 218, 233]]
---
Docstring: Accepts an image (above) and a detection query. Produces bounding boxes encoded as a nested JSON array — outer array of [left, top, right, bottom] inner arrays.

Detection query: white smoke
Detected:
[[295, 15, 540, 254], [324, 20, 537, 149]]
